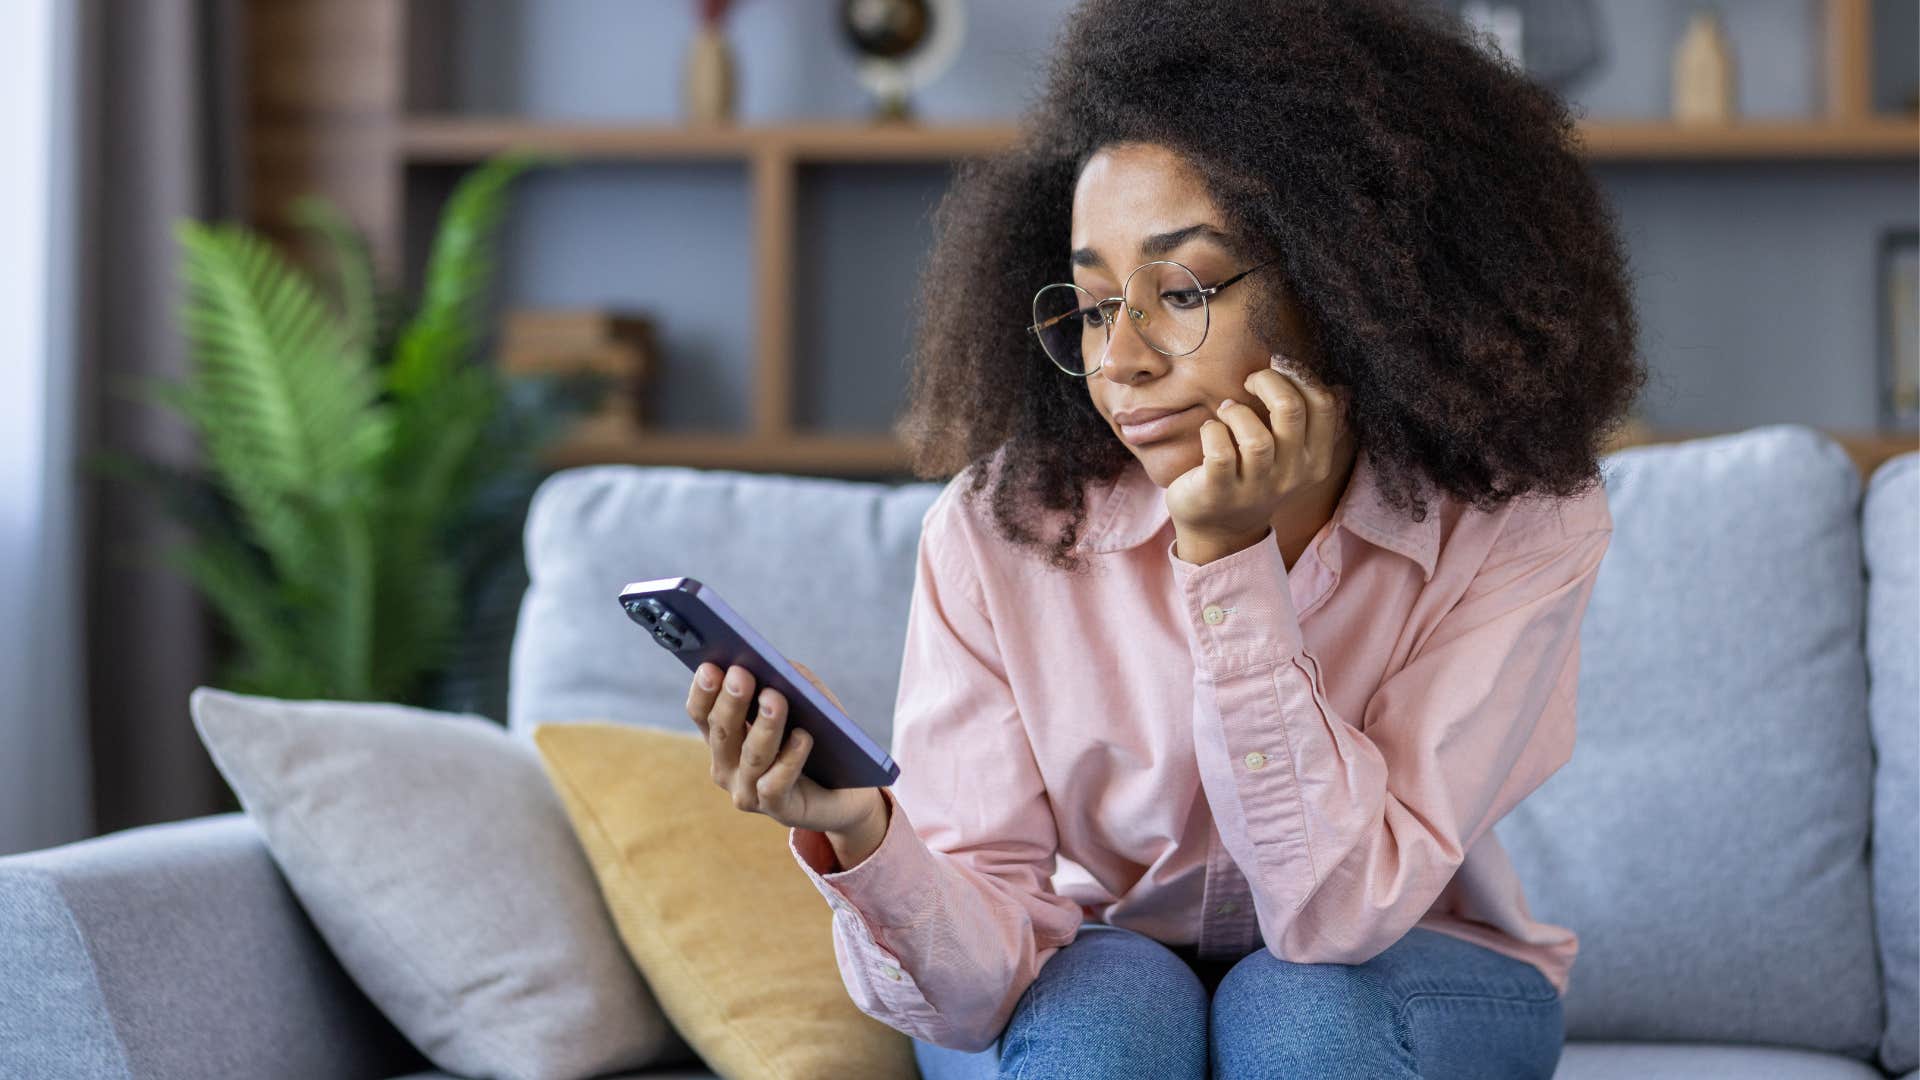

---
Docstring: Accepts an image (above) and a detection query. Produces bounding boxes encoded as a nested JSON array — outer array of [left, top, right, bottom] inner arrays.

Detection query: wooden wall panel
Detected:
[[243, 0, 405, 275]]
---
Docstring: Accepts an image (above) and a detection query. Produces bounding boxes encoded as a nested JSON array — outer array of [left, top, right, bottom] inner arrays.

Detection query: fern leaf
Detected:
[[175, 219, 394, 596], [162, 535, 310, 690], [288, 195, 378, 356], [388, 152, 550, 399]]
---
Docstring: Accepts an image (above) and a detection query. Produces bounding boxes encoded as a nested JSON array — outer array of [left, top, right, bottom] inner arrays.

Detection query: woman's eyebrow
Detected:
[[1070, 223, 1231, 269]]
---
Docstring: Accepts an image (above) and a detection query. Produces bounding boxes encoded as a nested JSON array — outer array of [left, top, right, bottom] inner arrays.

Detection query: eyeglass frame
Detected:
[[1026, 256, 1281, 376]]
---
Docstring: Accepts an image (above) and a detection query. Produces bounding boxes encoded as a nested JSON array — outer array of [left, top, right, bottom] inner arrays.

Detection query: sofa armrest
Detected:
[[0, 813, 425, 1080]]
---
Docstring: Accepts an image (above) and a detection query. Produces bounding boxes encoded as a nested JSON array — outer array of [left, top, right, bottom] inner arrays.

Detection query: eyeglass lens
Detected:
[[1031, 261, 1210, 375]]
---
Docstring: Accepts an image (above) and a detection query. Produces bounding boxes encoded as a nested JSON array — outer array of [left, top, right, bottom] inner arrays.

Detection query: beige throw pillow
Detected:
[[532, 721, 916, 1080]]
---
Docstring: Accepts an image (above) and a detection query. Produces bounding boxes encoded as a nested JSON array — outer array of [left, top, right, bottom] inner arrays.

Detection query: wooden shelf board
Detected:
[[1607, 426, 1917, 477], [403, 116, 1920, 164], [402, 118, 1017, 163], [540, 430, 911, 474], [1577, 118, 1919, 160], [542, 426, 1915, 481]]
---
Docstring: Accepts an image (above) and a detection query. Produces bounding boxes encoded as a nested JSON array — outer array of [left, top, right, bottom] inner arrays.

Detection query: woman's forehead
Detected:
[[1070, 143, 1224, 261], [1074, 143, 1212, 207]]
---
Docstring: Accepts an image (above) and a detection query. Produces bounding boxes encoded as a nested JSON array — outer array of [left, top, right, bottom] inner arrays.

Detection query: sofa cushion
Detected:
[[510, 465, 941, 746], [1494, 425, 1881, 1058], [1865, 451, 1919, 1075], [190, 688, 692, 1080], [1553, 1041, 1893, 1079]]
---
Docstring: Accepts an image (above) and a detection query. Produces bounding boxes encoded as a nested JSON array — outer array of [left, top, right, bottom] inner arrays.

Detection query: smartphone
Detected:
[[618, 576, 899, 790]]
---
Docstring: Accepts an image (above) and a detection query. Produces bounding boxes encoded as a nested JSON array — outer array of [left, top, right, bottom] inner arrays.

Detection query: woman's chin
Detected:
[[1128, 438, 1202, 488]]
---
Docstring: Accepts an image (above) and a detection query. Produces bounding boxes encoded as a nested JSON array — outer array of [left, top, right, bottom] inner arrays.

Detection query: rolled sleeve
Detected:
[[785, 490, 1084, 1052], [789, 789, 949, 1026]]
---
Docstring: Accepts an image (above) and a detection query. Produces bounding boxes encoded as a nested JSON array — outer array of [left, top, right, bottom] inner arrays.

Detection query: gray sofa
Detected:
[[3, 423, 1914, 1079]]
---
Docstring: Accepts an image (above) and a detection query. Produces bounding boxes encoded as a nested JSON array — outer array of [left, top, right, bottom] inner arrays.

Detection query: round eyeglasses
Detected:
[[1027, 257, 1277, 376]]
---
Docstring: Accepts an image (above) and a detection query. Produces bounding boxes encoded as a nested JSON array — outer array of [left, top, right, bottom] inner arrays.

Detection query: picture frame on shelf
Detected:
[[1879, 227, 1919, 433]]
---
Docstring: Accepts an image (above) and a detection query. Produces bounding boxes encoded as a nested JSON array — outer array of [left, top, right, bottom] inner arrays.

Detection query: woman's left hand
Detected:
[[1166, 354, 1350, 560]]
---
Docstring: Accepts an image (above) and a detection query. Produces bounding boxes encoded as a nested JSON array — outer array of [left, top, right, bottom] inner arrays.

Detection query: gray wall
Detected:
[[444, 0, 1919, 436]]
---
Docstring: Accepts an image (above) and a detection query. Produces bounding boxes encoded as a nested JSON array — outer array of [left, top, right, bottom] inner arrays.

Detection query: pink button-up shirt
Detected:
[[790, 443, 1612, 1052]]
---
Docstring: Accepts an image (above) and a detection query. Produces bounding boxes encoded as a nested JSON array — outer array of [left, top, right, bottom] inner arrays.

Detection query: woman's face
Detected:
[[1070, 141, 1318, 489]]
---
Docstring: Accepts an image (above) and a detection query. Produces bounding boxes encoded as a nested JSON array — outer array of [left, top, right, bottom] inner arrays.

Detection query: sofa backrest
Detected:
[[510, 463, 941, 746], [1864, 451, 1918, 1076], [1494, 424, 1882, 1058], [513, 425, 1904, 1062]]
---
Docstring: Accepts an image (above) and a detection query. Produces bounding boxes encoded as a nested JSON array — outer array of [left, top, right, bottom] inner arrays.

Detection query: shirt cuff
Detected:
[[1166, 532, 1306, 676], [789, 789, 944, 1018], [789, 787, 939, 933]]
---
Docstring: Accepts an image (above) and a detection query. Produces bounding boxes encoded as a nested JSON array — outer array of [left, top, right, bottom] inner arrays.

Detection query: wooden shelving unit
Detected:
[[405, 115, 1920, 165], [400, 119, 1021, 164], [244, 0, 1918, 478], [399, 116, 1919, 166]]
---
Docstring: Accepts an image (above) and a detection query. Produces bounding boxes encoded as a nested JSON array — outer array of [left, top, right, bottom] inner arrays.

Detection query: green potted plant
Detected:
[[100, 152, 568, 712]]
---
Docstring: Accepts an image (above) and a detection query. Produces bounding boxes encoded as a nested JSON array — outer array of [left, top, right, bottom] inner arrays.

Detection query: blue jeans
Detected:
[[912, 924, 1564, 1079]]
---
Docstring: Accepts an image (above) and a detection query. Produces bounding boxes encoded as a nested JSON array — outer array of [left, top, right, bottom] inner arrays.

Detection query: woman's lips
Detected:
[[1116, 404, 1203, 445]]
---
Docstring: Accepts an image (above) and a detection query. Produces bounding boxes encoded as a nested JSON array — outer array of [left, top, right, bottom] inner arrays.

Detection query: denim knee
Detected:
[[1209, 950, 1413, 1072], [995, 924, 1208, 1080]]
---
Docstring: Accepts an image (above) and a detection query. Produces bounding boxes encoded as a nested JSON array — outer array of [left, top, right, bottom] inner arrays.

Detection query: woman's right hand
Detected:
[[686, 660, 886, 838]]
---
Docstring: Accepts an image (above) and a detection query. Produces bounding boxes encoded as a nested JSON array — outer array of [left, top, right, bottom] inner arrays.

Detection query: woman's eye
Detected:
[[1078, 307, 1105, 327], [1162, 289, 1203, 310]]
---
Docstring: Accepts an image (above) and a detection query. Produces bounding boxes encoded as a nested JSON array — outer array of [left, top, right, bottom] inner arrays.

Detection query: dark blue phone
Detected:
[[618, 576, 899, 790]]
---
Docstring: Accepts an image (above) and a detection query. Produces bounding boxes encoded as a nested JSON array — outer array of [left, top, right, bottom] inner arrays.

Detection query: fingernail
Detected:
[[1219, 398, 1235, 411], [758, 691, 774, 716], [697, 668, 716, 691]]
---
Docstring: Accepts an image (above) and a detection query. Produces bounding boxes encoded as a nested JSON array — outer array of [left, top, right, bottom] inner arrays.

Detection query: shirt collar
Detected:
[[1072, 443, 1441, 581]]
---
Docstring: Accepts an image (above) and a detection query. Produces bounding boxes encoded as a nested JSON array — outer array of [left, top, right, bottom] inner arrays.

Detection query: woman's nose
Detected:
[[1096, 305, 1167, 383]]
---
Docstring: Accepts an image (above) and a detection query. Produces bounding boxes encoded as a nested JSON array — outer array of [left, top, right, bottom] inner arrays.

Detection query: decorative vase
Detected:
[[1672, 9, 1735, 125], [682, 23, 735, 126]]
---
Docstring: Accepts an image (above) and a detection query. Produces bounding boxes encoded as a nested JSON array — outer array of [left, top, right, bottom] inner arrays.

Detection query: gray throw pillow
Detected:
[[190, 686, 693, 1080]]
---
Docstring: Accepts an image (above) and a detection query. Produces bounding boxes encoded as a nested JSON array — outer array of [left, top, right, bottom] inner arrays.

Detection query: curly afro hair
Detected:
[[893, 0, 1646, 574]]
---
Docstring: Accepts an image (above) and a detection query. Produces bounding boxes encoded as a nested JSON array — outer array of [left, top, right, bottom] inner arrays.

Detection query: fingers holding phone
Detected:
[[684, 661, 880, 836]]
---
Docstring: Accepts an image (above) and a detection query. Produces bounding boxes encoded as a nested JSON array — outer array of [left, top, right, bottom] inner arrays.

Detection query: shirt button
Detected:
[[880, 963, 904, 981], [1202, 604, 1226, 625], [1244, 751, 1267, 770]]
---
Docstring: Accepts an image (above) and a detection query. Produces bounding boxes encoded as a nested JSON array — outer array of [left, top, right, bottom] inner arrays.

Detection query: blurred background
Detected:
[[2, 0, 1915, 855]]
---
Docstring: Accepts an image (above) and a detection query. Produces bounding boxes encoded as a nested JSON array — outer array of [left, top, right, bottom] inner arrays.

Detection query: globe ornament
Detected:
[[840, 0, 966, 123]]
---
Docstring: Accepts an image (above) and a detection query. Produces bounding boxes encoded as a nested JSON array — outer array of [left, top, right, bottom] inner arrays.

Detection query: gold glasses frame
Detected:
[[1026, 256, 1279, 377]]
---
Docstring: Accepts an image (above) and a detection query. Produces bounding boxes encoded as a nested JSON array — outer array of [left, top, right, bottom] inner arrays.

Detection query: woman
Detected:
[[685, 0, 1644, 1075]]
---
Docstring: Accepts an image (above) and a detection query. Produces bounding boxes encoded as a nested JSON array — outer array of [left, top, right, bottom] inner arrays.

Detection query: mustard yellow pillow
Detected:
[[532, 722, 916, 1080]]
